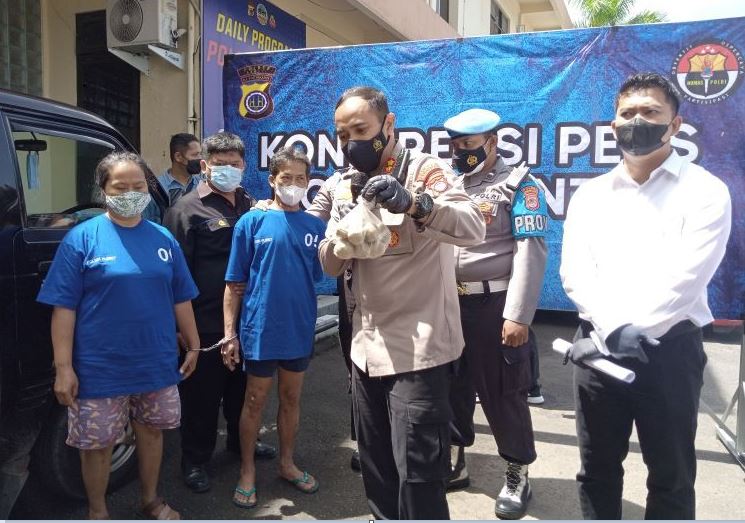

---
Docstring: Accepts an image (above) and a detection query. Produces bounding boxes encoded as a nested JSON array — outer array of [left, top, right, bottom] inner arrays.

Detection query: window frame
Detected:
[[490, 1, 510, 35], [7, 117, 118, 235]]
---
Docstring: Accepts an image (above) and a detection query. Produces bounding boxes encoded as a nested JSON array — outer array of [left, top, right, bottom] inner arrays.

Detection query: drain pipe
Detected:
[[186, 0, 198, 136]]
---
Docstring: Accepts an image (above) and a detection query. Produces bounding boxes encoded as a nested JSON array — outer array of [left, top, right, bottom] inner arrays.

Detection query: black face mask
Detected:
[[186, 159, 203, 175], [342, 122, 390, 173], [453, 144, 488, 175], [615, 117, 671, 156]]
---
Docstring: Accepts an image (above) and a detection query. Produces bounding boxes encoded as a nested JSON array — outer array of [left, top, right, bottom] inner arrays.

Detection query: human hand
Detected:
[[360, 175, 413, 214], [502, 320, 529, 347], [605, 324, 660, 364], [564, 337, 602, 365], [180, 350, 199, 379], [176, 333, 187, 352], [254, 199, 272, 211], [222, 336, 241, 371], [54, 365, 79, 406]]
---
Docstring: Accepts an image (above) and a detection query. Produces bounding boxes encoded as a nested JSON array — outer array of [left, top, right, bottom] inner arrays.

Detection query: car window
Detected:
[[11, 125, 114, 228]]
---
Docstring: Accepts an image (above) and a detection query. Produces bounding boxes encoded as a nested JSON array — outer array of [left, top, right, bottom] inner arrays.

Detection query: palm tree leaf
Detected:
[[625, 10, 668, 25], [571, 0, 664, 27]]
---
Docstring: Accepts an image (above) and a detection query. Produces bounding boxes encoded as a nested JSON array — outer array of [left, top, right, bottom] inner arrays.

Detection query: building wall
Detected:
[[269, 0, 399, 46], [37, 1, 510, 174], [38, 0, 412, 174], [452, 0, 572, 36], [41, 0, 189, 173]]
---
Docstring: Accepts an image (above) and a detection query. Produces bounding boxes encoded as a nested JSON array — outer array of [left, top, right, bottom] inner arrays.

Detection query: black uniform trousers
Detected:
[[530, 337, 541, 390], [179, 332, 246, 466], [337, 274, 356, 441], [574, 321, 706, 520], [352, 362, 452, 520], [449, 291, 537, 464]]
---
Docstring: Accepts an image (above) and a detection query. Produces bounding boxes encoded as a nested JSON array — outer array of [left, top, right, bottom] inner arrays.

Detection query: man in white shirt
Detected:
[[560, 72, 731, 520]]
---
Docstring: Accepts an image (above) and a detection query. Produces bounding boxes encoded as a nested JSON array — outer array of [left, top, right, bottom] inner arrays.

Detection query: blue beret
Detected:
[[444, 108, 501, 138]]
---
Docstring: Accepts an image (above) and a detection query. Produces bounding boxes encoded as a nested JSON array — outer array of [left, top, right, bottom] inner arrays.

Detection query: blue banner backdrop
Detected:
[[223, 17, 745, 317], [201, 0, 305, 136]]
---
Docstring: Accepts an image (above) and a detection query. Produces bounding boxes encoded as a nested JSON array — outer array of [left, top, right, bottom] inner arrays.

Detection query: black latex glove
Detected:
[[605, 324, 660, 364], [563, 337, 602, 365], [350, 172, 369, 203], [360, 175, 413, 214]]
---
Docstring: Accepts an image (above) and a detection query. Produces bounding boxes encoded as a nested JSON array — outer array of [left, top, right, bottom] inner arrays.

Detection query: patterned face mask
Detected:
[[105, 191, 152, 218]]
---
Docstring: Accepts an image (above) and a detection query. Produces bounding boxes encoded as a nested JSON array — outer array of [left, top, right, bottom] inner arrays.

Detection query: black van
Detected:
[[0, 89, 167, 517]]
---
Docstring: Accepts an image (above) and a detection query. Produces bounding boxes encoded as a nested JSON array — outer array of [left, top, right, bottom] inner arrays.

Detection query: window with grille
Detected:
[[490, 1, 510, 35], [0, 0, 42, 95]]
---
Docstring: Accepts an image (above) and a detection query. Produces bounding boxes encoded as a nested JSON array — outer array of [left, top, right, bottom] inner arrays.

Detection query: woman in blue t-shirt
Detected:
[[37, 152, 200, 520], [223, 147, 325, 508]]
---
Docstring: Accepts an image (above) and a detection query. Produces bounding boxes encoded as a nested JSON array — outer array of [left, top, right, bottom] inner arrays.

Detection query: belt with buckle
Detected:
[[457, 279, 509, 296]]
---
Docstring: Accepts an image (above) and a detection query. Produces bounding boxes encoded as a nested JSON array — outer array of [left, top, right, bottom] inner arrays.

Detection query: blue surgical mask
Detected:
[[209, 165, 243, 192]]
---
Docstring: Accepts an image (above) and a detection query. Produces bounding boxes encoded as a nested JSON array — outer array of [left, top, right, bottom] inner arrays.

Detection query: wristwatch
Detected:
[[410, 192, 434, 221]]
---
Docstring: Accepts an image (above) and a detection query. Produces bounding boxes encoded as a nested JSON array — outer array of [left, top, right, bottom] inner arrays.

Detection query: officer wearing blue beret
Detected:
[[444, 108, 548, 519]]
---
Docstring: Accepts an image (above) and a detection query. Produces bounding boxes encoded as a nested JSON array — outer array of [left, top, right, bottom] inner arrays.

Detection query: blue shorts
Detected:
[[244, 356, 311, 377]]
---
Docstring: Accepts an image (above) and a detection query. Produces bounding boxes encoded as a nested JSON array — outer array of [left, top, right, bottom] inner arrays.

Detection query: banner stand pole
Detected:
[[701, 320, 745, 472]]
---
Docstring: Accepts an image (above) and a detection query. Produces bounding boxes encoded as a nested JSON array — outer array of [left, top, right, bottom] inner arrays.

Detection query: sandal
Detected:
[[283, 471, 319, 494], [232, 486, 257, 509], [137, 497, 180, 520]]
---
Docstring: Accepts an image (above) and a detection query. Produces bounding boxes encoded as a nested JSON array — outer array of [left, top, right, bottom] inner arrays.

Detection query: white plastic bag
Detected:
[[331, 199, 391, 259]]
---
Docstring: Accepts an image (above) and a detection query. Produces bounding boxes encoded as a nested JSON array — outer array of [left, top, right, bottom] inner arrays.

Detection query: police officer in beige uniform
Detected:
[[319, 86, 485, 520], [444, 109, 548, 519], [305, 172, 360, 471]]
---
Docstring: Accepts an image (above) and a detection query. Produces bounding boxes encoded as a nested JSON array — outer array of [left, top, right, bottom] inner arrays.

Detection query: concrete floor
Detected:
[[10, 314, 745, 520]]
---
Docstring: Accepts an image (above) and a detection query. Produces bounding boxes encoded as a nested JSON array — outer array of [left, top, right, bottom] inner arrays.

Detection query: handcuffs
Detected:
[[185, 334, 238, 353]]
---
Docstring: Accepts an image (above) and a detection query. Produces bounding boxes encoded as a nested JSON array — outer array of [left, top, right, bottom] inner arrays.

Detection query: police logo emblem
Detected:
[[257, 3, 269, 25], [373, 138, 384, 152], [432, 180, 448, 194], [522, 185, 540, 211], [478, 201, 494, 215], [247, 1, 255, 16], [672, 41, 744, 104], [237, 65, 276, 120], [424, 170, 451, 196], [383, 157, 397, 174], [466, 154, 478, 167]]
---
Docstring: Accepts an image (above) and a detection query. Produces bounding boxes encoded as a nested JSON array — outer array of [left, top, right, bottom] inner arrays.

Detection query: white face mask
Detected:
[[275, 184, 306, 206], [105, 191, 151, 218]]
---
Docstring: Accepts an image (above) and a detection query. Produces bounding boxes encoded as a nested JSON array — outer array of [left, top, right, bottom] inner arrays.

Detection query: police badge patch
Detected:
[[237, 65, 276, 120], [417, 159, 452, 196], [416, 159, 441, 181], [522, 185, 540, 211], [511, 179, 548, 239]]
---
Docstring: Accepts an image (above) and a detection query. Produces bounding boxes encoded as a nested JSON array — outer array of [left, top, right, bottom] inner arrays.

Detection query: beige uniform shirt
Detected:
[[454, 158, 548, 325], [318, 145, 486, 377]]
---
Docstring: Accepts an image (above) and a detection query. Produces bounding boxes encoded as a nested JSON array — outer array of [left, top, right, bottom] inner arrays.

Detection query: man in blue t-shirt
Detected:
[[223, 147, 325, 508]]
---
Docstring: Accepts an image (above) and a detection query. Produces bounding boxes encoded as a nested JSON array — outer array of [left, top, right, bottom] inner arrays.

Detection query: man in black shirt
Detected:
[[164, 132, 276, 493]]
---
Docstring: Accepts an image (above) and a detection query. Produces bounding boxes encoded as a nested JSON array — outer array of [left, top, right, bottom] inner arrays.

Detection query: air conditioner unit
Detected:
[[106, 0, 178, 51]]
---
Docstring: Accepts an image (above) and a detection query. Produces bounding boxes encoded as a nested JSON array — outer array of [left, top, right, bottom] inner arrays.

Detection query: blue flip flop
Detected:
[[232, 486, 257, 509], [284, 471, 319, 494]]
